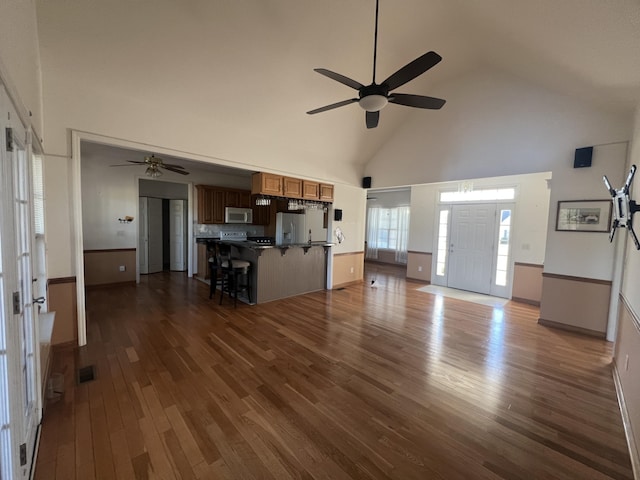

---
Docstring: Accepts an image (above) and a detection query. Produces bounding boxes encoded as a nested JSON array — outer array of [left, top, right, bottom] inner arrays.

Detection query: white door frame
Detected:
[[432, 200, 516, 299], [71, 131, 195, 346]]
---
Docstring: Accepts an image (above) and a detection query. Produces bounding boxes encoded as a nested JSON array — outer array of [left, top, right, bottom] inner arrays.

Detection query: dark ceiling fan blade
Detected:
[[307, 98, 358, 115], [382, 51, 442, 91], [161, 163, 186, 169], [389, 93, 446, 109], [366, 111, 379, 129], [314, 69, 364, 90], [127, 160, 147, 164], [161, 166, 189, 175], [110, 163, 144, 167]]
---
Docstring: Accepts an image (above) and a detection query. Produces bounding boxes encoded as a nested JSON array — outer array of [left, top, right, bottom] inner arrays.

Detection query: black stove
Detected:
[[247, 236, 275, 245]]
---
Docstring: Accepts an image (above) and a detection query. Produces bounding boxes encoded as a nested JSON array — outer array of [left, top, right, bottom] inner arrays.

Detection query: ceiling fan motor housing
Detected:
[[359, 84, 389, 111]]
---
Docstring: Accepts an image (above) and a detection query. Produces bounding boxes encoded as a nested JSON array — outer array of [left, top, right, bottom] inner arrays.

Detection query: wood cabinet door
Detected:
[[253, 172, 282, 196], [225, 190, 240, 208], [302, 181, 319, 199], [283, 177, 302, 198], [319, 183, 334, 202], [197, 186, 215, 224], [239, 190, 252, 208], [212, 189, 225, 223]]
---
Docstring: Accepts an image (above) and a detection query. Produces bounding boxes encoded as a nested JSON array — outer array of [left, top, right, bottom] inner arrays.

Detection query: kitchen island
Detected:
[[197, 238, 332, 304]]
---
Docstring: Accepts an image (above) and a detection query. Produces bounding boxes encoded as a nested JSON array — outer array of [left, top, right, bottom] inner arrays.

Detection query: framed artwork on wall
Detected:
[[555, 200, 612, 232]]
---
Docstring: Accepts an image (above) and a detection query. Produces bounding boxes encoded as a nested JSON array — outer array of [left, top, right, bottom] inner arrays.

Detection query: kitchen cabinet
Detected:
[[282, 177, 302, 198], [198, 185, 253, 224], [197, 186, 216, 224], [197, 243, 210, 279], [252, 199, 271, 226], [225, 190, 240, 208], [252, 172, 282, 196], [319, 183, 334, 202], [240, 191, 252, 208], [302, 181, 320, 200], [251, 172, 334, 203]]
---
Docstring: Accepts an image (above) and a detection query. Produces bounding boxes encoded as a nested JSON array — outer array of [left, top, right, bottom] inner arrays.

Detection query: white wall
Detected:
[[44, 156, 74, 277], [139, 179, 188, 200], [0, 0, 43, 136], [622, 106, 640, 313], [365, 69, 631, 188], [544, 142, 628, 279], [330, 184, 366, 254], [408, 172, 551, 265]]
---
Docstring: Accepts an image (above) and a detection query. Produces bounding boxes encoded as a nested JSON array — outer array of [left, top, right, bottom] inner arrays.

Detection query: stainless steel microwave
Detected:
[[224, 207, 253, 224]]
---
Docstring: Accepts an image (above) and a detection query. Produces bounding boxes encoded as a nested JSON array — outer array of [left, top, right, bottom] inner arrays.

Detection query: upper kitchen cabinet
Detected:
[[197, 185, 215, 224], [319, 183, 334, 202], [240, 191, 252, 208], [252, 172, 282, 196], [282, 177, 303, 198], [302, 181, 319, 200]]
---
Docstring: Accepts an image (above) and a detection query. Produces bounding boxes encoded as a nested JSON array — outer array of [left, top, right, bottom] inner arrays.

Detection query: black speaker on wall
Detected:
[[362, 176, 372, 188], [334, 209, 343, 221], [574, 146, 593, 168]]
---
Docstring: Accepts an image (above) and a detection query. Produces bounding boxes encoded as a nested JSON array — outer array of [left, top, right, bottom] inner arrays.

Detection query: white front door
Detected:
[[0, 87, 40, 479], [169, 199, 186, 271], [447, 204, 497, 295], [147, 197, 163, 274]]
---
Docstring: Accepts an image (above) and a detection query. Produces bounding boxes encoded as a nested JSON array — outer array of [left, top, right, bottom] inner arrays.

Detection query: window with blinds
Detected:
[[31, 155, 47, 310]]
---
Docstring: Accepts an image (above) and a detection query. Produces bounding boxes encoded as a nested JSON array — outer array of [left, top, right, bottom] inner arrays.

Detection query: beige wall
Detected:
[[512, 263, 543, 306], [614, 297, 640, 474], [47, 278, 77, 345], [539, 273, 611, 336], [407, 252, 431, 282], [332, 252, 364, 288], [84, 249, 136, 286]]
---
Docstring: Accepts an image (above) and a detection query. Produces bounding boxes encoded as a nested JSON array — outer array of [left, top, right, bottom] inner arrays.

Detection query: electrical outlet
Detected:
[[418, 266, 423, 272], [119, 265, 126, 272], [350, 267, 354, 274]]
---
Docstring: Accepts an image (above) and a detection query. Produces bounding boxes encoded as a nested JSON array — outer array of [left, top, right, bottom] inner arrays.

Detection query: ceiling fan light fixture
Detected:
[[358, 94, 388, 112], [146, 166, 162, 178]]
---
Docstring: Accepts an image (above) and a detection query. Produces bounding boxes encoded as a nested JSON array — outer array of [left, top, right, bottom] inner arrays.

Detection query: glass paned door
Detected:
[[0, 87, 40, 479]]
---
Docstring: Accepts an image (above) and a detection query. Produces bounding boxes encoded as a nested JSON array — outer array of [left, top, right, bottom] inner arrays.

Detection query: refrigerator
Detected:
[[276, 212, 307, 245]]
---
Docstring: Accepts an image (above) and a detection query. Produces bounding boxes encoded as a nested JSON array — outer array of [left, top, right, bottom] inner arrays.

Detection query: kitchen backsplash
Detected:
[[194, 224, 265, 238]]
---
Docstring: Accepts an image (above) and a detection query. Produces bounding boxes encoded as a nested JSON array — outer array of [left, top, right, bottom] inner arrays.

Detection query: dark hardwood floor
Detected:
[[34, 267, 633, 479]]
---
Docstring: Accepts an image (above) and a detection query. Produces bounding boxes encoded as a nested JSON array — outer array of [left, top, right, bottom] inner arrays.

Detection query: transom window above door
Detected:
[[440, 187, 515, 203]]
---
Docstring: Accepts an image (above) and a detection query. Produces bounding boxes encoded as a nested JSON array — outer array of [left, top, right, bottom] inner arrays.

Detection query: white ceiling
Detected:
[[48, 0, 640, 177]]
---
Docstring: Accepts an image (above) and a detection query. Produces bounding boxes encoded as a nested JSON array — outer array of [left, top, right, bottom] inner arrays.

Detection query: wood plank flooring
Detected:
[[34, 267, 633, 479]]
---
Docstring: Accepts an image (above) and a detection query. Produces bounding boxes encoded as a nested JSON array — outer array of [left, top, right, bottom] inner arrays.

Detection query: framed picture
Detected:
[[555, 200, 612, 232]]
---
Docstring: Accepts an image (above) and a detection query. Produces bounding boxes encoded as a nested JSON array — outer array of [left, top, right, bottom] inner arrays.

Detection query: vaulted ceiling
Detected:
[[36, 0, 640, 178]]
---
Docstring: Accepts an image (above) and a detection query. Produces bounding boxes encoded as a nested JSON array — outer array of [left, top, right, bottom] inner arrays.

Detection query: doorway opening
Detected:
[[138, 179, 188, 276]]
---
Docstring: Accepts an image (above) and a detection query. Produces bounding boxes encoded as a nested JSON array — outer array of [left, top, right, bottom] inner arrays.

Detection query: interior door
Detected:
[[0, 89, 40, 479], [169, 199, 186, 271], [447, 204, 496, 294], [139, 197, 149, 274], [147, 197, 163, 273]]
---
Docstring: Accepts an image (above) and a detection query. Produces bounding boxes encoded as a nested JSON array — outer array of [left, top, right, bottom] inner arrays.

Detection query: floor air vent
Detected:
[[77, 365, 95, 384]]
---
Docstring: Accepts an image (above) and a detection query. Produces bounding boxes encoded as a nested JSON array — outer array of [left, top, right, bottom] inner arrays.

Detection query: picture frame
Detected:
[[555, 200, 612, 232]]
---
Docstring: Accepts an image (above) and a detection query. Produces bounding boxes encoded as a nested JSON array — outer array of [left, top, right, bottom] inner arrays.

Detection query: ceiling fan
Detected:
[[307, 0, 446, 129], [110, 154, 189, 178]]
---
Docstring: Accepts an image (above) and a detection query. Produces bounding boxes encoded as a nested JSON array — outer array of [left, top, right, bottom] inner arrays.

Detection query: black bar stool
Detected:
[[217, 244, 252, 307], [208, 243, 223, 299]]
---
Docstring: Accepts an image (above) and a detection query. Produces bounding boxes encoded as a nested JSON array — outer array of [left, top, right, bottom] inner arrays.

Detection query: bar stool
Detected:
[[217, 244, 252, 307], [208, 244, 223, 299]]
